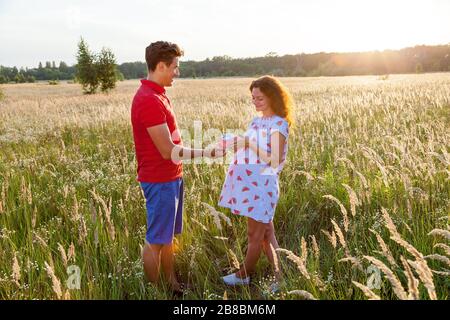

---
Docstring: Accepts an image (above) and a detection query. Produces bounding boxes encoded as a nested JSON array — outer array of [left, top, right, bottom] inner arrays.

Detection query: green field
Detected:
[[0, 74, 449, 300]]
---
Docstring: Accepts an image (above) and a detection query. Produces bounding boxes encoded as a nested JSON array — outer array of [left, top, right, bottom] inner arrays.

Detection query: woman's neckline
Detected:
[[260, 114, 276, 120]]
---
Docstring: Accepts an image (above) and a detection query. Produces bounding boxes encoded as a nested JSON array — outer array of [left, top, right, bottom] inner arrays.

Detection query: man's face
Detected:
[[160, 57, 180, 87]]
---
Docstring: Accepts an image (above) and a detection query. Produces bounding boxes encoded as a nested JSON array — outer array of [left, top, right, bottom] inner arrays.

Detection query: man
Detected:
[[131, 41, 223, 294]]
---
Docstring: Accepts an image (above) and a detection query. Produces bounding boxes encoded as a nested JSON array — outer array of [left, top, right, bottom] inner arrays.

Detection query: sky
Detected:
[[1, 0, 449, 68]]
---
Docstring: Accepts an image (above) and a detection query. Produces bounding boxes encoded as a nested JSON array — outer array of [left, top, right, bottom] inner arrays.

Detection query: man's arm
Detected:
[[147, 123, 220, 161]]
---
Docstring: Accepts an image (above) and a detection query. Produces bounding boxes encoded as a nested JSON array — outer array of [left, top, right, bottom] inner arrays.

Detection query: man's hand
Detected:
[[203, 143, 227, 159], [231, 136, 249, 152]]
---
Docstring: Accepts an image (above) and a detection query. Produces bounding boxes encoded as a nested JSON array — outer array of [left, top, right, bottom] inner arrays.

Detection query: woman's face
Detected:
[[251, 87, 271, 113]]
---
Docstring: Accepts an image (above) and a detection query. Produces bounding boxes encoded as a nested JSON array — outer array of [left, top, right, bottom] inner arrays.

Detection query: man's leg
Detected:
[[160, 242, 180, 290], [142, 242, 163, 283]]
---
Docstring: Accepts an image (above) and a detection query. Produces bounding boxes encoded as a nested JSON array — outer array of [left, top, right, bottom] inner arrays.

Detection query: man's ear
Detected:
[[155, 61, 165, 73]]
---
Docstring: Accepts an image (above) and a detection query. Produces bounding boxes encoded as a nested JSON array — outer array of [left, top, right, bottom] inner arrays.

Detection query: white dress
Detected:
[[218, 115, 289, 223]]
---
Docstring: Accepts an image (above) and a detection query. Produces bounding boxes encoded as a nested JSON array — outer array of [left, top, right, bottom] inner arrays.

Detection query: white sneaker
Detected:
[[222, 273, 250, 286], [268, 282, 280, 294]]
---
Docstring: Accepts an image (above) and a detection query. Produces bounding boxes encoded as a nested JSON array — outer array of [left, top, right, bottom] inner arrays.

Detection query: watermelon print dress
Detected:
[[218, 115, 289, 223]]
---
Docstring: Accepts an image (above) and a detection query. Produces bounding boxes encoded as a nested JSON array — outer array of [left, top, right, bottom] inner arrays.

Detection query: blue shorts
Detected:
[[140, 178, 184, 244]]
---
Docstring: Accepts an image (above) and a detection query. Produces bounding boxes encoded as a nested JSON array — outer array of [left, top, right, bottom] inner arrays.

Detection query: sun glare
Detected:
[[320, 0, 428, 52]]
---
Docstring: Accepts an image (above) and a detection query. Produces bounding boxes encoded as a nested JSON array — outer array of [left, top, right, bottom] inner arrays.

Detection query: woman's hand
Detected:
[[231, 136, 249, 152]]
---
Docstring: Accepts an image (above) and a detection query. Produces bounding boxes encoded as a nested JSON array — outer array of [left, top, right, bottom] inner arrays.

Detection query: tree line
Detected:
[[1, 44, 449, 85], [0, 62, 76, 84]]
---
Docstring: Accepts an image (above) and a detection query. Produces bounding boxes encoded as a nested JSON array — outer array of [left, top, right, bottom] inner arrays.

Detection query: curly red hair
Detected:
[[249, 76, 295, 128]]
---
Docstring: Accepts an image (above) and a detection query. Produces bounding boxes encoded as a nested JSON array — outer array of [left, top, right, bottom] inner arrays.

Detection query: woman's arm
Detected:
[[147, 123, 225, 160], [234, 132, 286, 169]]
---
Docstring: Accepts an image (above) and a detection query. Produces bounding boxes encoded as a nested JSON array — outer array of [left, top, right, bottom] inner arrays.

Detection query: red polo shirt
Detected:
[[131, 79, 183, 182]]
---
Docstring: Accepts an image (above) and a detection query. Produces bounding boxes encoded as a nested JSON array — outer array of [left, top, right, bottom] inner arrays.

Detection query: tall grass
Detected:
[[0, 74, 449, 299]]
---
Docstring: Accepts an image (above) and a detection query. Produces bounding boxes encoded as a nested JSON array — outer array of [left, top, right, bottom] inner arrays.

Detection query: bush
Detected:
[[0, 75, 9, 84], [48, 80, 59, 85], [378, 74, 390, 81]]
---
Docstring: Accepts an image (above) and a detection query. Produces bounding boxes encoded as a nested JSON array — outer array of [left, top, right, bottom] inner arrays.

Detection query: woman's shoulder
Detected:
[[270, 115, 288, 127], [248, 116, 260, 127]]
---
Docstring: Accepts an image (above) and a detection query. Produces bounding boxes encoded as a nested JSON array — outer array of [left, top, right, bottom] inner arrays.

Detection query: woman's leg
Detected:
[[262, 221, 282, 281], [235, 218, 267, 279]]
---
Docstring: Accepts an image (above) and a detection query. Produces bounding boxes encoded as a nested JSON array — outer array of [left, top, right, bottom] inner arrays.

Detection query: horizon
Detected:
[[1, 0, 450, 69], [2, 42, 449, 70]]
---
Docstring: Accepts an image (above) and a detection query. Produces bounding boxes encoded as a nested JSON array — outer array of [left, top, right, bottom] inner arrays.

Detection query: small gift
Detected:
[[219, 133, 237, 149]]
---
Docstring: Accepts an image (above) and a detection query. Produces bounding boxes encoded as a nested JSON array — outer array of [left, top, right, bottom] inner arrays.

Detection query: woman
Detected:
[[218, 75, 295, 291]]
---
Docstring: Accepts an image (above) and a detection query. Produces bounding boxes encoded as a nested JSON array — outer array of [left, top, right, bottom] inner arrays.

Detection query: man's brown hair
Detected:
[[145, 41, 184, 72]]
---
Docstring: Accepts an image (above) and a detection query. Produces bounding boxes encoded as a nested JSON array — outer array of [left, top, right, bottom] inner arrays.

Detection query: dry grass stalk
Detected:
[[269, 243, 280, 274], [321, 229, 337, 248], [406, 259, 437, 300], [12, 252, 21, 286], [424, 254, 450, 267], [294, 170, 314, 182], [355, 170, 370, 202], [381, 207, 400, 238], [336, 157, 356, 172], [276, 248, 310, 280], [323, 195, 349, 232], [202, 202, 227, 230], [363, 255, 408, 300], [68, 242, 76, 262], [0, 184, 5, 214], [431, 269, 450, 276], [389, 234, 436, 300], [33, 232, 48, 248], [31, 206, 37, 229], [287, 290, 317, 300], [381, 207, 437, 300], [78, 214, 88, 243], [63, 290, 71, 300], [369, 228, 398, 267], [191, 217, 208, 232], [44, 261, 62, 299], [428, 229, 450, 241], [214, 236, 228, 241], [338, 256, 363, 271], [400, 256, 420, 300], [331, 219, 347, 249], [402, 221, 413, 234], [228, 249, 240, 270], [89, 189, 115, 240], [300, 236, 308, 261], [433, 243, 450, 256], [342, 183, 360, 217], [352, 281, 380, 300], [57, 243, 68, 268], [309, 235, 320, 260]]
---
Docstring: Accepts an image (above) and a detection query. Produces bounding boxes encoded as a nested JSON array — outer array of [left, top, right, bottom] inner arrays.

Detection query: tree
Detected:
[[38, 62, 43, 69], [59, 61, 69, 73], [0, 74, 8, 84], [76, 37, 99, 94], [14, 73, 26, 83], [97, 47, 118, 92], [415, 63, 423, 73]]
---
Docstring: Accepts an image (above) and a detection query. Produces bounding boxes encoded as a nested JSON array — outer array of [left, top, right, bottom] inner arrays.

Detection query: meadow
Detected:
[[0, 74, 449, 300]]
